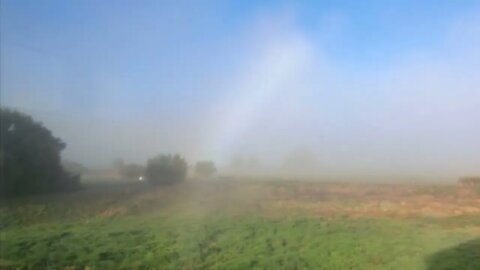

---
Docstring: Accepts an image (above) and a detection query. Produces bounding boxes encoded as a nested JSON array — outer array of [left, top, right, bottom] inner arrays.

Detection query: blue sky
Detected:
[[1, 0, 479, 179]]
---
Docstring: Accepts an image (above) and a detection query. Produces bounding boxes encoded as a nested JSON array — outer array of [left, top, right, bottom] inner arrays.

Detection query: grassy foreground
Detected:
[[1, 179, 479, 269]]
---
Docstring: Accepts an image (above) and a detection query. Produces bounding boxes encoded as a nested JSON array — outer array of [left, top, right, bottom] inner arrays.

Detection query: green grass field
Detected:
[[1, 179, 479, 270]]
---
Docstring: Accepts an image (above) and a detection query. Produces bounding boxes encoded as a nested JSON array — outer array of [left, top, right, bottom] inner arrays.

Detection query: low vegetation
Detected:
[[1, 179, 479, 269], [120, 163, 145, 180], [194, 160, 217, 177], [1, 109, 479, 269], [458, 176, 480, 186], [145, 154, 187, 185]]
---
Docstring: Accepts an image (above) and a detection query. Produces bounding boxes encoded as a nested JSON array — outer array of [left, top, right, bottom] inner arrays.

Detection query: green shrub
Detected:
[[120, 163, 145, 180], [458, 176, 480, 186], [145, 154, 187, 185], [62, 160, 87, 175], [194, 160, 217, 177]]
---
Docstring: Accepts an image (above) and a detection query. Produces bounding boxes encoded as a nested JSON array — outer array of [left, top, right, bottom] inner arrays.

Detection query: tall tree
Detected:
[[0, 108, 79, 196]]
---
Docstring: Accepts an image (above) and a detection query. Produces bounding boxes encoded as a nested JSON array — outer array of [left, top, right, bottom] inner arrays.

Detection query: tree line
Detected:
[[0, 108, 216, 197]]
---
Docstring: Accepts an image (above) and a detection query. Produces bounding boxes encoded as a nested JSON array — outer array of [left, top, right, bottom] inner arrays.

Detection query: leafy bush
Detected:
[[120, 163, 145, 180], [0, 108, 80, 196], [194, 160, 217, 177], [145, 154, 187, 185], [62, 161, 88, 175], [458, 176, 480, 186]]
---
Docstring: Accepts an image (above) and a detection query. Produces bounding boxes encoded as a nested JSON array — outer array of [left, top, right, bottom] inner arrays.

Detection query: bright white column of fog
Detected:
[[1, 1, 479, 180]]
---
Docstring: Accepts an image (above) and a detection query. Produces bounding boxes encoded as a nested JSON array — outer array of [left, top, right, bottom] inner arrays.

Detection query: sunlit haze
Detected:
[[1, 0, 479, 180]]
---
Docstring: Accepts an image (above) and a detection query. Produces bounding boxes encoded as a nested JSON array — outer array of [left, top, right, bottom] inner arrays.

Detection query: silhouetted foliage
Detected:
[[62, 160, 88, 175], [120, 163, 145, 180], [194, 160, 217, 177], [145, 154, 187, 185], [0, 108, 80, 196], [426, 238, 480, 270], [458, 176, 480, 187]]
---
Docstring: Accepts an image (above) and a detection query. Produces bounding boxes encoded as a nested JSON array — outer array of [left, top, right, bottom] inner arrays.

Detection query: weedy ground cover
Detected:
[[1, 179, 479, 269]]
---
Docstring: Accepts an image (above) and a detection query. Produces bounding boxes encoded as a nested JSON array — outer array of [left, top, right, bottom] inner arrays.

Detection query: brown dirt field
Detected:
[[260, 182, 480, 218], [2, 179, 479, 229]]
